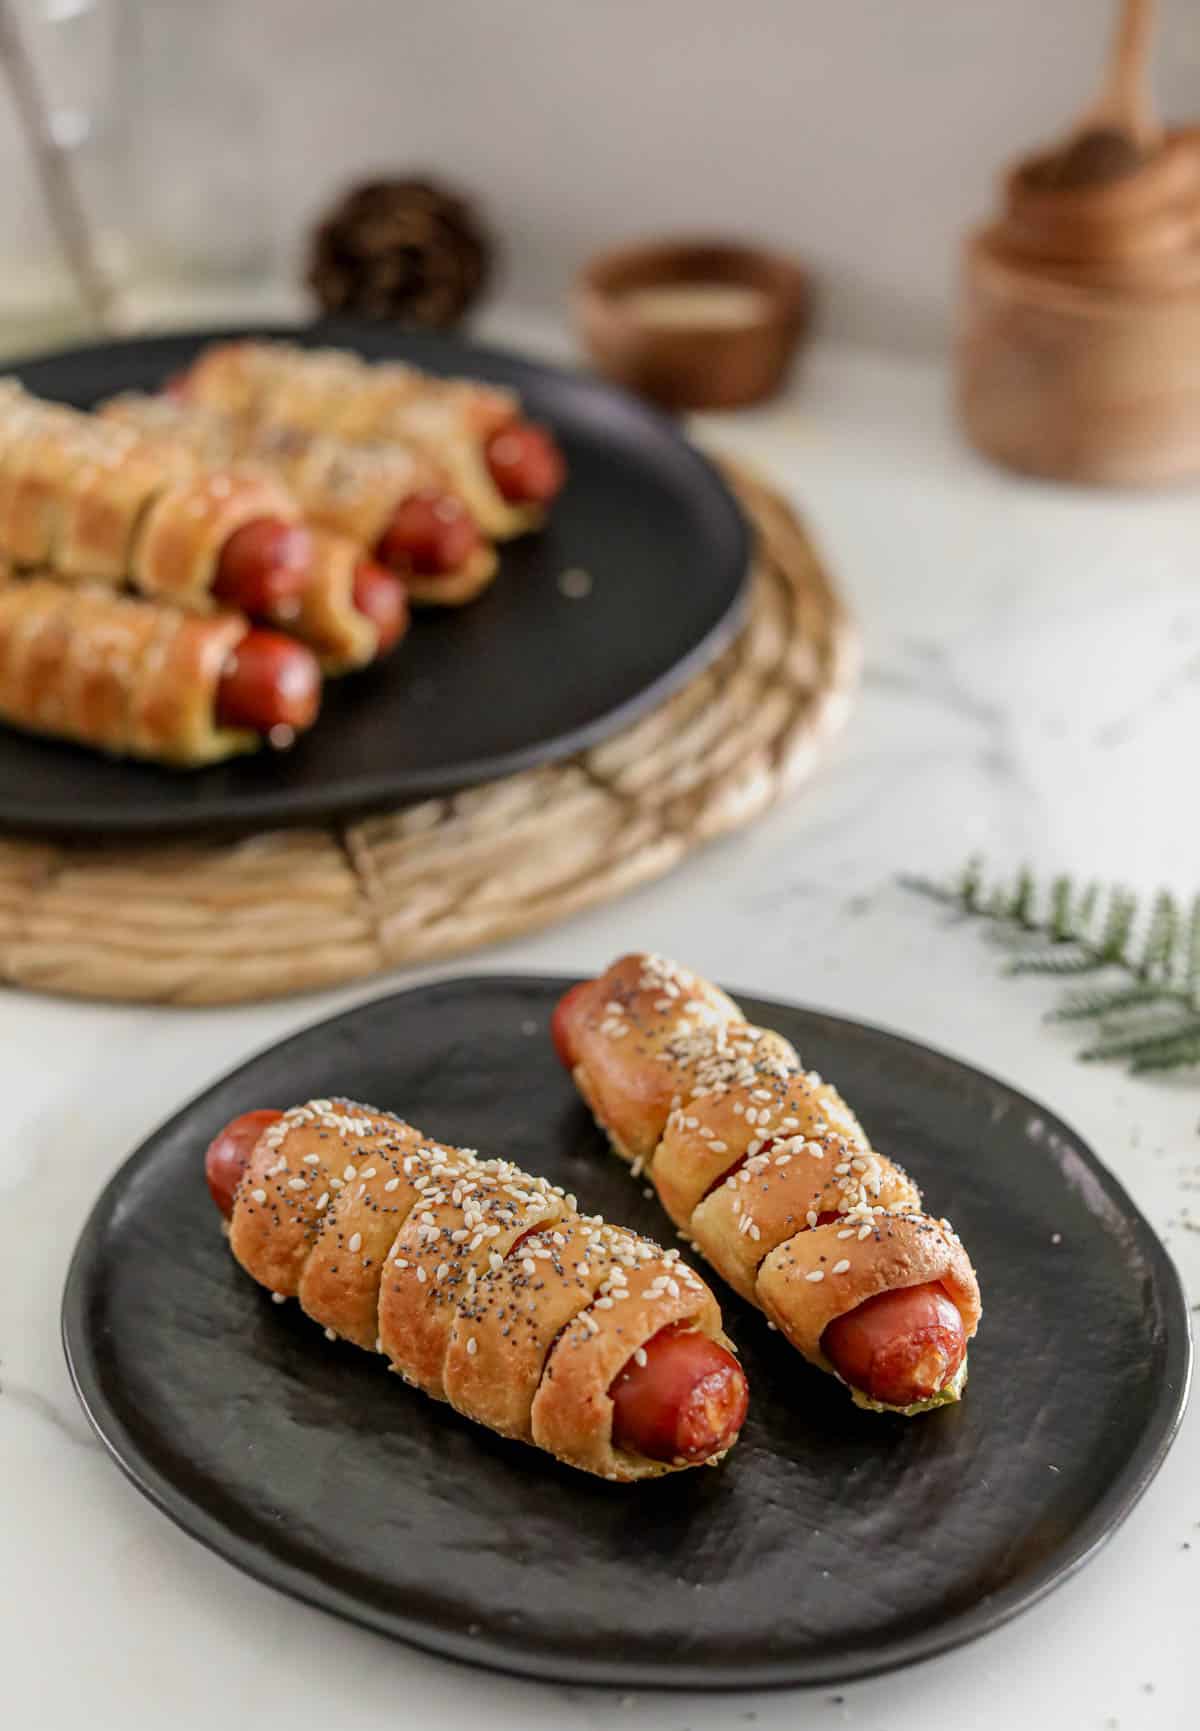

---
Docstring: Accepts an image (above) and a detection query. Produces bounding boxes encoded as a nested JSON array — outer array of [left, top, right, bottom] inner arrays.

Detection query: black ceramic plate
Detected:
[[62, 977, 1191, 1690], [1, 322, 748, 835]]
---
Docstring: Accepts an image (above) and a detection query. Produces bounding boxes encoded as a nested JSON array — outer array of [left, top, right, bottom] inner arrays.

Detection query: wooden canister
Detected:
[[957, 131, 1200, 486]]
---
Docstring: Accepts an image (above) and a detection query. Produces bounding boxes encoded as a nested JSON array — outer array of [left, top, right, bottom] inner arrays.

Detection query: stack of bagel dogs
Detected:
[[99, 393, 501, 610], [0, 360, 566, 766], [553, 954, 982, 1416], [164, 338, 566, 542], [203, 1100, 749, 1480]]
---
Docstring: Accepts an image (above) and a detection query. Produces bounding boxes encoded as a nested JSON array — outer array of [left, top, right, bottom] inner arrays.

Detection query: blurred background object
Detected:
[[0, 0, 125, 350], [575, 236, 809, 409], [1, 0, 1200, 362], [307, 177, 490, 328], [957, 0, 1200, 485]]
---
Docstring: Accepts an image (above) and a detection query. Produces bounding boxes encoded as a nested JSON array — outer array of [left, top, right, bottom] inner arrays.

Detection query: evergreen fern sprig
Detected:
[[903, 860, 1200, 1076]]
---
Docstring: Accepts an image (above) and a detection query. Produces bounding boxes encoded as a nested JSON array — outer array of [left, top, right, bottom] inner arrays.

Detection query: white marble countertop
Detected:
[[2, 322, 1197, 1731]]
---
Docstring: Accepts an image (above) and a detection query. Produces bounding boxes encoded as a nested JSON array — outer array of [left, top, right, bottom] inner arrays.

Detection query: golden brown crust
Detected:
[[225, 1097, 738, 1479], [0, 576, 255, 764], [529, 1250, 725, 1481], [652, 1066, 868, 1229], [229, 1100, 404, 1297], [134, 469, 297, 604], [564, 952, 750, 1162], [378, 1155, 566, 1398], [757, 1211, 982, 1373], [0, 381, 323, 619], [565, 954, 983, 1408], [184, 340, 542, 539], [103, 392, 438, 553], [128, 605, 254, 764], [265, 528, 378, 672], [404, 540, 497, 608], [689, 1135, 922, 1305], [297, 1120, 428, 1347]]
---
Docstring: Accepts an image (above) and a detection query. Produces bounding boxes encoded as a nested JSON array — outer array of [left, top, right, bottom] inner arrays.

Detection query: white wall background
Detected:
[[4, 0, 1200, 352]]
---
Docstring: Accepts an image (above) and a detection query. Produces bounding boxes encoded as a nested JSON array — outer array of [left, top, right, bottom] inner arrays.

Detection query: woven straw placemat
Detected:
[[0, 462, 858, 1005]]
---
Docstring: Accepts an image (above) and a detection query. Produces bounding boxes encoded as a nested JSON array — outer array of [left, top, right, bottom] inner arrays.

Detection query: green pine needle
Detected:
[[1006, 948, 1105, 978], [905, 860, 1200, 1079], [1049, 982, 1166, 1022]]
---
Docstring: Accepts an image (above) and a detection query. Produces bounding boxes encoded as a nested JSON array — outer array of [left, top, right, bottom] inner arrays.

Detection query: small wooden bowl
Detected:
[[573, 238, 810, 410]]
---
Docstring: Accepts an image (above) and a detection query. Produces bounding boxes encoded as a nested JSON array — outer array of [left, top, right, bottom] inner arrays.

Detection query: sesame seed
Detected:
[[348, 1232, 362, 1253], [806, 1210, 818, 1228], [271, 1291, 287, 1303], [324, 1327, 337, 1341], [287, 1177, 307, 1190], [303, 1154, 320, 1166], [343, 1165, 357, 1181], [360, 1167, 378, 1179], [251, 1188, 267, 1204], [634, 1347, 648, 1367], [832, 1259, 851, 1275], [384, 1177, 400, 1192], [416, 1267, 427, 1283], [466, 1338, 478, 1356], [805, 1270, 825, 1283]]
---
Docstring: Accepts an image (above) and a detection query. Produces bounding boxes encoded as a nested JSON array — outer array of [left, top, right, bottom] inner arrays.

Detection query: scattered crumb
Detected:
[[520, 1019, 537, 1036], [1051, 1232, 1062, 1245], [558, 567, 593, 599]]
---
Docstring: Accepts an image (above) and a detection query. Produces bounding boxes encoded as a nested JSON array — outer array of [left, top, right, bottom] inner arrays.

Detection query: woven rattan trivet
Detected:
[[0, 463, 858, 1005]]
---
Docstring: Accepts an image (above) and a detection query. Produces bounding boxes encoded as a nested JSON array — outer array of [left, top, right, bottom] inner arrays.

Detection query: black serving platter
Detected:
[[62, 976, 1191, 1689], [1, 321, 748, 835]]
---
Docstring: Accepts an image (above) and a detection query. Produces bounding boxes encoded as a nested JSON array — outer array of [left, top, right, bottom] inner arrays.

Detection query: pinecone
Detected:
[[307, 178, 490, 328]]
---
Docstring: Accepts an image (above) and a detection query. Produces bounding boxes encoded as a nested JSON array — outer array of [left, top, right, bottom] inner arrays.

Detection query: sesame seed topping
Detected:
[[832, 1259, 851, 1275], [347, 1232, 362, 1253], [466, 1337, 478, 1356], [805, 1270, 825, 1283], [251, 1188, 267, 1204], [384, 1177, 400, 1192]]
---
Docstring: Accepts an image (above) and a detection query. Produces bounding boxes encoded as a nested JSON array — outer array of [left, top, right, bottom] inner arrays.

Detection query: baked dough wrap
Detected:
[[259, 528, 375, 673], [560, 953, 982, 1414], [227, 1098, 738, 1480], [0, 380, 298, 605], [102, 392, 499, 609], [183, 340, 542, 539], [0, 575, 255, 764]]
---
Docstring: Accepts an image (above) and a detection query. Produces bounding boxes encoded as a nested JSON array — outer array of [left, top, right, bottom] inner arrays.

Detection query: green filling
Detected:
[[848, 1356, 969, 1417]]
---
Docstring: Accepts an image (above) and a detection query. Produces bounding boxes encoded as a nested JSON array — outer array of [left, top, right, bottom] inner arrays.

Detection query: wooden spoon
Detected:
[[1044, 0, 1160, 188]]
